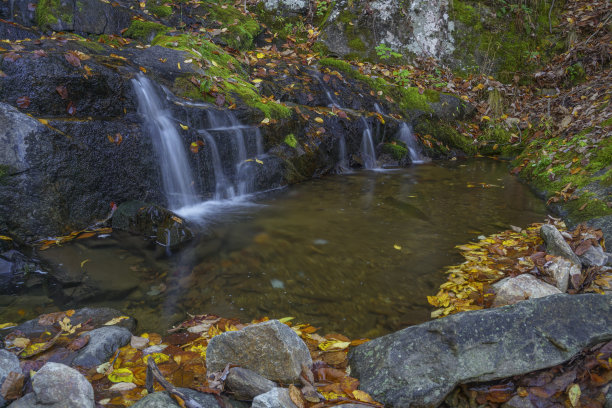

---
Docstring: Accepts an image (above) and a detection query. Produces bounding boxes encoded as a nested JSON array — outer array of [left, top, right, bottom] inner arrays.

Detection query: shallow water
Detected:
[[5, 159, 547, 338]]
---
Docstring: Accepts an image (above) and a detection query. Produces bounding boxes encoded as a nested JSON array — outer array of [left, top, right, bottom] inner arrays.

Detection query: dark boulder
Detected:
[[348, 294, 612, 407]]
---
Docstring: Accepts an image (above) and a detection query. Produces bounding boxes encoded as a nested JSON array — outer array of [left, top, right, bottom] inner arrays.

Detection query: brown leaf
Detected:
[[66, 101, 76, 116], [56, 85, 68, 99], [64, 51, 81, 67], [16, 96, 30, 109], [574, 240, 594, 256], [215, 93, 225, 107], [289, 384, 305, 408], [0, 372, 24, 400], [38, 311, 67, 325], [4, 52, 21, 62], [67, 334, 89, 351], [32, 49, 48, 59]]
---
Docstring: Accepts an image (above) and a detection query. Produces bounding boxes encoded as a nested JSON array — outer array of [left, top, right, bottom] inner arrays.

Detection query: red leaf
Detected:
[[16, 96, 30, 109], [64, 52, 81, 67], [67, 335, 89, 351], [56, 85, 68, 99], [66, 101, 76, 116]]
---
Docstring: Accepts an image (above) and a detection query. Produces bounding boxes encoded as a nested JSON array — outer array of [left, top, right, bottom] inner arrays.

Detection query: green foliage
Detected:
[[124, 21, 169, 42], [375, 43, 402, 60], [284, 133, 298, 148], [566, 62, 585, 85], [204, 0, 260, 50], [382, 143, 408, 160], [415, 119, 477, 156], [148, 4, 173, 18]]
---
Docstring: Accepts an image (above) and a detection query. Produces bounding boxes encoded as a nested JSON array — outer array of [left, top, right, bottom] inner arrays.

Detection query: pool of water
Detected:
[[4, 159, 547, 338]]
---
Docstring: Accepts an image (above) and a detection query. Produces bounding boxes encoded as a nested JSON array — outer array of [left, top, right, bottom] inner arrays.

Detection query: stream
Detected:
[[2, 159, 547, 338]]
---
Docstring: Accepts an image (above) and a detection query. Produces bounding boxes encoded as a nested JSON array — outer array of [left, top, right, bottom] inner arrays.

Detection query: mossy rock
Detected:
[[149, 4, 173, 18], [415, 118, 476, 156], [203, 0, 260, 50], [382, 143, 408, 160], [35, 0, 72, 30], [124, 20, 169, 43]]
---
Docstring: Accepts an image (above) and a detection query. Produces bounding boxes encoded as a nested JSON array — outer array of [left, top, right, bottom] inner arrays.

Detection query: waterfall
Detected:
[[360, 117, 378, 169], [201, 109, 263, 200], [316, 73, 350, 172], [398, 123, 428, 164], [132, 73, 197, 210]]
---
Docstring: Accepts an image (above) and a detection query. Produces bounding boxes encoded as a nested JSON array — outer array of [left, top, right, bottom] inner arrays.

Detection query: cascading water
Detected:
[[132, 73, 197, 210], [360, 117, 378, 169], [316, 73, 350, 172], [198, 130, 235, 200], [397, 123, 428, 164]]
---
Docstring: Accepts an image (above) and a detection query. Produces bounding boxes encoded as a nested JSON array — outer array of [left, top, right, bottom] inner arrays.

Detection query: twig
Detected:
[[548, 0, 555, 34], [585, 12, 612, 44], [146, 358, 203, 408]]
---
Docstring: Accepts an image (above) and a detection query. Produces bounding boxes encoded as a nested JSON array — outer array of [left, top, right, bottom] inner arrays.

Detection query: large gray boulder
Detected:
[[0, 349, 20, 407], [9, 362, 94, 408], [540, 224, 582, 265], [206, 320, 312, 383], [348, 294, 612, 408], [579, 245, 608, 267], [72, 326, 132, 368]]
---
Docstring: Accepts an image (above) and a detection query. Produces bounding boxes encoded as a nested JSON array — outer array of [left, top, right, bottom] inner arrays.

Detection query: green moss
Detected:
[[149, 4, 173, 17], [348, 37, 366, 51], [77, 40, 104, 52], [124, 21, 169, 43], [284, 133, 298, 148], [0, 165, 8, 184], [415, 119, 477, 155], [35, 0, 59, 28], [203, 0, 260, 50], [382, 143, 408, 160], [477, 125, 523, 156], [564, 194, 612, 223]]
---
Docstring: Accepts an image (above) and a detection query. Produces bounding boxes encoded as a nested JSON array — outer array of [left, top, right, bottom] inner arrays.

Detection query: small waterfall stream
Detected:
[[132, 74, 198, 210], [398, 123, 428, 164], [360, 117, 378, 169]]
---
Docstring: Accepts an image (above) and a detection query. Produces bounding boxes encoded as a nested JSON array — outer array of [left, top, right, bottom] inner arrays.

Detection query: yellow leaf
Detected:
[[393, 244, 402, 250], [278, 317, 295, 323], [353, 390, 374, 403], [211, 60, 218, 67], [12, 337, 30, 348], [252, 79, 263, 84], [318, 340, 350, 351], [481, 115, 491, 121], [108, 368, 134, 383], [184, 59, 193, 63], [256, 52, 265, 59], [0, 235, 12, 241], [314, 117, 324, 123], [179, 123, 188, 130], [568, 384, 580, 407], [0, 322, 17, 329], [38, 118, 49, 125], [139, 66, 146, 73], [177, 62, 181, 70], [104, 316, 130, 326], [255, 158, 264, 165], [260, 118, 270, 125], [80, 259, 90, 268], [142, 353, 169, 365]]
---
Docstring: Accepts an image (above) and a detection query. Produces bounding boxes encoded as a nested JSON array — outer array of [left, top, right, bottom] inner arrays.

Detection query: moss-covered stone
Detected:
[[0, 165, 9, 185], [204, 0, 260, 50], [149, 4, 173, 18], [382, 143, 408, 160], [77, 39, 105, 52], [415, 118, 477, 156], [124, 20, 169, 43]]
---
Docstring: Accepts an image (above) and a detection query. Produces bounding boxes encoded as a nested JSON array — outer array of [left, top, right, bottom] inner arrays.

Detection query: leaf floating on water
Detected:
[[0, 322, 17, 329], [104, 316, 129, 326], [393, 244, 402, 250], [80, 259, 90, 268]]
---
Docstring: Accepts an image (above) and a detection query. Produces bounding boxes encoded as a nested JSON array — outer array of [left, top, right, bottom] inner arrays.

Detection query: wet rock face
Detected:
[[348, 294, 612, 408], [492, 274, 561, 307]]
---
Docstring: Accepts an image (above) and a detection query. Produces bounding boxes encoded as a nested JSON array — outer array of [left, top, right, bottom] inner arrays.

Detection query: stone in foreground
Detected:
[[492, 273, 561, 307], [226, 367, 277, 400], [9, 362, 94, 408], [540, 224, 582, 265], [251, 388, 297, 408], [348, 294, 612, 408], [206, 320, 312, 383]]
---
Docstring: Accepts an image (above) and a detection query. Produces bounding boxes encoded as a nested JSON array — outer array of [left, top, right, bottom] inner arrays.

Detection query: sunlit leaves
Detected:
[[108, 368, 134, 383]]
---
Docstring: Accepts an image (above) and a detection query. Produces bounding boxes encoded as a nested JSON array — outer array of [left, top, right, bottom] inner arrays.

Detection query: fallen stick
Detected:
[[146, 358, 203, 408]]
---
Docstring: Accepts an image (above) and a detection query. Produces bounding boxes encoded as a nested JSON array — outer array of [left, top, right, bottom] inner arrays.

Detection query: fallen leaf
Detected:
[[16, 96, 30, 109], [0, 372, 24, 400], [56, 85, 68, 99], [64, 51, 81, 67], [179, 123, 189, 130], [104, 316, 129, 326], [289, 384, 305, 408], [67, 335, 90, 351], [568, 383, 580, 407]]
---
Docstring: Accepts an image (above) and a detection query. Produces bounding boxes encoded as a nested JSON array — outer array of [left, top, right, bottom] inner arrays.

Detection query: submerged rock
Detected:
[[492, 274, 561, 307], [206, 319, 312, 383], [9, 362, 94, 408], [251, 388, 297, 408], [348, 294, 612, 407], [540, 224, 582, 265], [112, 201, 193, 249]]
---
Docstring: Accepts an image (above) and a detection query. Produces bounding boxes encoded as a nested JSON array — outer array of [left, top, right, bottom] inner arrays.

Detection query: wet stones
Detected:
[[226, 367, 277, 401], [492, 274, 561, 307], [72, 326, 132, 368], [540, 224, 582, 266], [9, 362, 94, 408], [251, 388, 297, 408], [206, 319, 312, 383], [348, 294, 612, 407]]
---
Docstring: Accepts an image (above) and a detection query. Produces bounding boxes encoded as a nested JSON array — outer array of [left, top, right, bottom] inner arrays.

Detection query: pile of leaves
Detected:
[[1, 311, 381, 407], [427, 219, 611, 318]]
